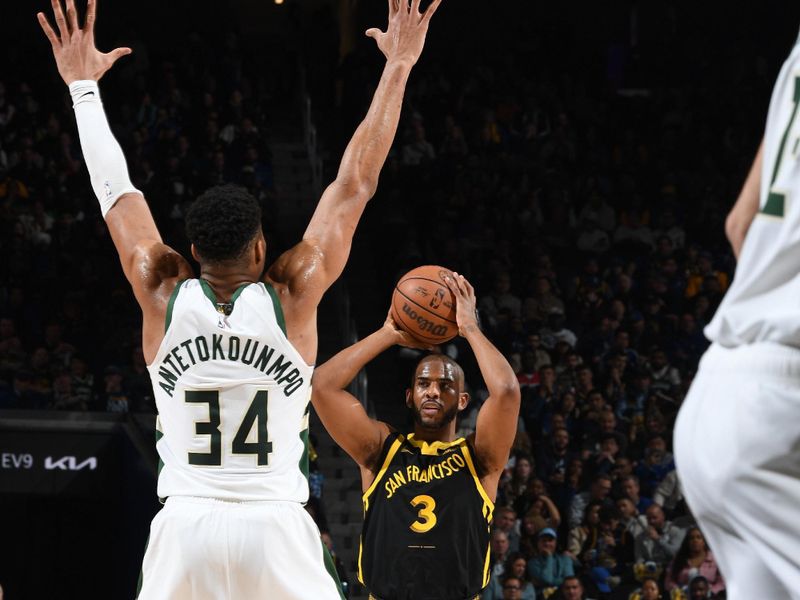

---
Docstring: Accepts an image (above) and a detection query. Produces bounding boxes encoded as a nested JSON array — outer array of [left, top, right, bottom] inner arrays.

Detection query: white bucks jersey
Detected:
[[146, 279, 313, 502], [707, 36, 800, 347]]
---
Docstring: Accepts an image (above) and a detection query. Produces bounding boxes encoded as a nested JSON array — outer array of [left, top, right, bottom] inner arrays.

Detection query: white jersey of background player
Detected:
[[706, 37, 800, 345], [676, 32, 800, 600], [37, 0, 442, 598]]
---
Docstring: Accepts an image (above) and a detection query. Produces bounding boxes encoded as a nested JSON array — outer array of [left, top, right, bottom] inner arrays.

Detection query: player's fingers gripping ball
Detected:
[[391, 265, 458, 344]]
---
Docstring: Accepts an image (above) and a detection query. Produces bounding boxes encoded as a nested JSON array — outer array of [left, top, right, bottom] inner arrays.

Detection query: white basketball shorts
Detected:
[[136, 496, 344, 600], [675, 342, 800, 600]]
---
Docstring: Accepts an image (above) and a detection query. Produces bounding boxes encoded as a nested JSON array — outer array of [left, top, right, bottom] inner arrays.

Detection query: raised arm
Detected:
[[312, 314, 429, 471], [540, 495, 562, 528], [38, 0, 191, 362], [445, 274, 521, 487], [725, 141, 763, 259], [267, 0, 442, 316]]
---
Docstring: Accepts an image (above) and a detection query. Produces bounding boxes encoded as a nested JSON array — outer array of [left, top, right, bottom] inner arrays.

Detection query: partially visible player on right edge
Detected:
[[313, 273, 520, 599], [674, 34, 800, 599]]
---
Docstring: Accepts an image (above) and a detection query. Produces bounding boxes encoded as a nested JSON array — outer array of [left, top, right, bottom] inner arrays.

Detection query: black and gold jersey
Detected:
[[358, 432, 494, 600]]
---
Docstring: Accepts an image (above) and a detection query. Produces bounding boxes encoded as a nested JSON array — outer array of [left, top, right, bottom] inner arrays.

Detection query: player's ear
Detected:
[[190, 243, 201, 262], [254, 235, 266, 265], [458, 392, 470, 411], [405, 389, 413, 408]]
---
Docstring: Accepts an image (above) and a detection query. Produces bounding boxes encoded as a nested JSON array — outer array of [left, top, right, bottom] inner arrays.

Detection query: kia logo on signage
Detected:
[[44, 456, 98, 471]]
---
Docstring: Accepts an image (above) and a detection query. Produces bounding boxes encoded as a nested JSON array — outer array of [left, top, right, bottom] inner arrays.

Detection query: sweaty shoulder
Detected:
[[266, 240, 327, 299], [264, 240, 328, 365], [132, 242, 193, 363], [133, 241, 193, 297]]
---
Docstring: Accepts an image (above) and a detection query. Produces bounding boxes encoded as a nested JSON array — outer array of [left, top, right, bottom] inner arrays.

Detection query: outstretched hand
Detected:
[[37, 0, 131, 85], [383, 310, 436, 351], [367, 0, 443, 66], [444, 272, 480, 337]]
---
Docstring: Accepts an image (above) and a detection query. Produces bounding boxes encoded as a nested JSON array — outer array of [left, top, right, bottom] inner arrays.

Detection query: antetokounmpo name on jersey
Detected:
[[156, 334, 305, 397], [384, 452, 467, 499]]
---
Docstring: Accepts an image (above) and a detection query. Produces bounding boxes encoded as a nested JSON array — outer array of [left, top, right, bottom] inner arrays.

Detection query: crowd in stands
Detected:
[[335, 3, 792, 598], [1, 1, 796, 598], [0, 23, 289, 413]]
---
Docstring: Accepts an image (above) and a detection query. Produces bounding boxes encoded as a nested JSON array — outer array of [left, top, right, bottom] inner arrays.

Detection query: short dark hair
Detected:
[[185, 184, 262, 262], [411, 354, 465, 389]]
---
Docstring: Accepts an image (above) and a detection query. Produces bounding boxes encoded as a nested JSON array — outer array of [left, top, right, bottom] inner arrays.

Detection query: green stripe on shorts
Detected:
[[321, 538, 346, 600]]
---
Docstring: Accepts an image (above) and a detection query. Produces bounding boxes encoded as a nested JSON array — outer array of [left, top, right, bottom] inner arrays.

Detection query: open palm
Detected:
[[367, 0, 443, 66], [37, 0, 130, 84]]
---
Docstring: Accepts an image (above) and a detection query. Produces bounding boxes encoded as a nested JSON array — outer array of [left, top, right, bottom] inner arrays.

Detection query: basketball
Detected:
[[391, 265, 459, 343]]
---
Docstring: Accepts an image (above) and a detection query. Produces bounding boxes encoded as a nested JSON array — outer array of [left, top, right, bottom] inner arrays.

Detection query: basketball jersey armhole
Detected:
[[362, 432, 403, 509], [164, 280, 186, 333], [262, 282, 286, 336], [460, 443, 495, 519]]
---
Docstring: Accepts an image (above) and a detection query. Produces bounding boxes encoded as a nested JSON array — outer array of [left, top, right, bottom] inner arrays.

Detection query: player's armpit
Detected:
[[310, 384, 391, 470], [726, 141, 763, 259], [311, 326, 401, 468], [104, 192, 164, 275], [473, 383, 521, 476], [105, 195, 192, 308]]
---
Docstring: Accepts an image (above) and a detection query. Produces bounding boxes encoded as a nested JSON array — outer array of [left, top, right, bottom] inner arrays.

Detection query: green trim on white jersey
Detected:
[[263, 282, 286, 336], [147, 279, 314, 502], [165, 280, 186, 332]]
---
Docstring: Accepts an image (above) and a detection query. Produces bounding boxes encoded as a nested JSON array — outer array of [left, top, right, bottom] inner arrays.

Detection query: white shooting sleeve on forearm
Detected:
[[69, 80, 141, 217]]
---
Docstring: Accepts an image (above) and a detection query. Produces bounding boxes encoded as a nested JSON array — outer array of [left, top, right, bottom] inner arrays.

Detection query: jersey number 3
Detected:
[[410, 494, 438, 533], [186, 389, 273, 467]]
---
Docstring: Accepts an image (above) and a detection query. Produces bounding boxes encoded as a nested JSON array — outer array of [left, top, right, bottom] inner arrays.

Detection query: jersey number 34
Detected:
[[186, 389, 273, 467]]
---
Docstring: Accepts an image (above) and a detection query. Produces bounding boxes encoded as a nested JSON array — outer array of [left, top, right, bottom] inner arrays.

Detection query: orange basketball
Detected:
[[391, 265, 458, 344]]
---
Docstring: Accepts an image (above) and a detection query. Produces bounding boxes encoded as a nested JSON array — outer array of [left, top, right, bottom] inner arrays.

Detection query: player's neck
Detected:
[[200, 268, 257, 303], [411, 424, 458, 443]]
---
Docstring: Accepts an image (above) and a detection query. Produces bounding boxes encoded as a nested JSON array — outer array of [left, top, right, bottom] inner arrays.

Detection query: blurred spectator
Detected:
[[634, 504, 685, 566], [401, 121, 436, 166], [480, 271, 522, 330], [499, 576, 523, 600], [482, 552, 536, 600], [100, 365, 130, 413], [490, 530, 512, 579], [664, 527, 725, 597], [68, 356, 94, 409], [619, 475, 653, 515], [520, 364, 558, 434], [557, 575, 595, 600], [527, 527, 575, 594], [536, 427, 577, 488], [645, 348, 681, 397], [628, 577, 661, 600], [51, 370, 84, 410], [523, 276, 565, 325], [566, 500, 602, 561], [634, 437, 675, 497], [494, 506, 522, 553], [687, 575, 713, 599], [653, 471, 683, 515], [568, 474, 613, 529]]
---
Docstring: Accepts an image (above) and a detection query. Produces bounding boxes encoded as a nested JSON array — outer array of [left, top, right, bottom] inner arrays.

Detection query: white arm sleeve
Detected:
[[69, 80, 141, 217]]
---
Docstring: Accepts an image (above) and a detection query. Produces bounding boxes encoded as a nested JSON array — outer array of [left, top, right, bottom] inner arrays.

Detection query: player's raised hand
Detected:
[[366, 0, 443, 66], [444, 272, 479, 337], [383, 310, 435, 351], [37, 0, 131, 84]]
